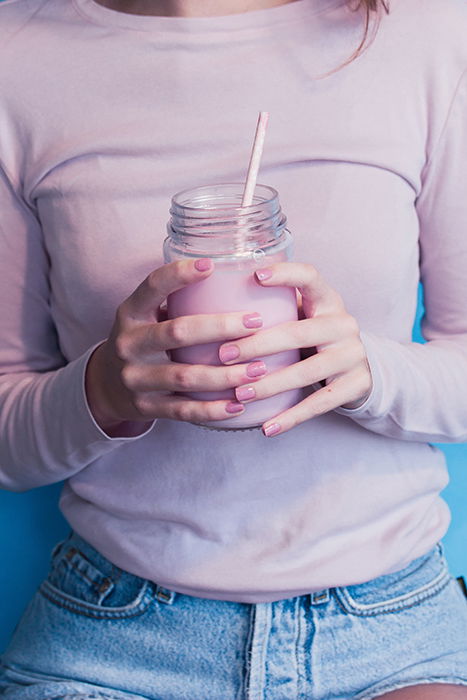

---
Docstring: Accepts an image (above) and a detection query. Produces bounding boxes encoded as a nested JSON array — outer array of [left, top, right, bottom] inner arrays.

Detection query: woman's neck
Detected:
[[93, 0, 299, 18]]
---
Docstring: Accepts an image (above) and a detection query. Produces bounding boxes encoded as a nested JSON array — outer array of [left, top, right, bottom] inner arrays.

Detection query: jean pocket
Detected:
[[334, 543, 452, 616], [38, 532, 155, 620]]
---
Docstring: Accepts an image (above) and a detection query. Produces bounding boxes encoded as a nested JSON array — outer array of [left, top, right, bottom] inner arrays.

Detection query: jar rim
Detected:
[[171, 182, 279, 213]]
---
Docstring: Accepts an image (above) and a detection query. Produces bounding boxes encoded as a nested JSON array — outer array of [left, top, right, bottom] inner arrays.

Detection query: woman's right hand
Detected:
[[84, 258, 266, 436]]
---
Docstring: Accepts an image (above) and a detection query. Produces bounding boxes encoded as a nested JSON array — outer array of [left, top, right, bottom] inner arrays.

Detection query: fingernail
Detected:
[[235, 386, 256, 402], [194, 258, 212, 272], [263, 422, 281, 437], [243, 313, 263, 329], [219, 345, 240, 363], [255, 268, 273, 282], [225, 402, 244, 414], [246, 361, 267, 378]]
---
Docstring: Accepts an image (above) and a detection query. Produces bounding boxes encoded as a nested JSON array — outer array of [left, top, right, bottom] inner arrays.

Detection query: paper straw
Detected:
[[241, 111, 269, 207]]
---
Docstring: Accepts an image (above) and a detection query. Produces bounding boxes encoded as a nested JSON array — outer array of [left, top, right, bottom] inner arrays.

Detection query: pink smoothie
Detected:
[[167, 264, 302, 429]]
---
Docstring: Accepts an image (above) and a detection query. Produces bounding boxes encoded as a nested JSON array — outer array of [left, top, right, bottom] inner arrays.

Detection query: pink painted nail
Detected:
[[225, 402, 244, 414], [194, 258, 212, 272], [263, 422, 281, 437], [255, 268, 273, 282], [246, 361, 267, 378], [243, 313, 263, 329], [219, 345, 240, 363], [235, 386, 256, 402]]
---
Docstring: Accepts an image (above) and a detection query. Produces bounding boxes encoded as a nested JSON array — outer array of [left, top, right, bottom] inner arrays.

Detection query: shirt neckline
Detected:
[[72, 0, 347, 34]]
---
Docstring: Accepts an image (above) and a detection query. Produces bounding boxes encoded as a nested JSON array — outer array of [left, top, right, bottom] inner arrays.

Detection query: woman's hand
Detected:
[[85, 259, 266, 436], [218, 262, 372, 438]]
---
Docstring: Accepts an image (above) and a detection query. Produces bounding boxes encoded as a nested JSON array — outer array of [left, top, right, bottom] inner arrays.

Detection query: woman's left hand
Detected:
[[218, 262, 373, 437]]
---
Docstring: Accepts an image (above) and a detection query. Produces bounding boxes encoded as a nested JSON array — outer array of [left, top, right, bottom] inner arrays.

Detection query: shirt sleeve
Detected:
[[335, 69, 467, 444], [0, 163, 153, 493]]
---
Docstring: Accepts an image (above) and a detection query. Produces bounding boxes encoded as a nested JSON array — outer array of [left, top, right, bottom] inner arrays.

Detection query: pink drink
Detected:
[[164, 183, 301, 429], [167, 264, 301, 429]]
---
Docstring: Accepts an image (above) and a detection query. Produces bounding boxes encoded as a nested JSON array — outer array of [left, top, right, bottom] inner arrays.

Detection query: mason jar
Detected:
[[164, 183, 302, 429]]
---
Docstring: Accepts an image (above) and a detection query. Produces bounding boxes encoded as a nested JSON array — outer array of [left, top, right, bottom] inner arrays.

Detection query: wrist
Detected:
[[85, 343, 151, 437]]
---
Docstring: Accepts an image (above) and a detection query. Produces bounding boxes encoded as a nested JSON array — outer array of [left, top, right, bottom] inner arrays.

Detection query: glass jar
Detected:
[[164, 183, 302, 429]]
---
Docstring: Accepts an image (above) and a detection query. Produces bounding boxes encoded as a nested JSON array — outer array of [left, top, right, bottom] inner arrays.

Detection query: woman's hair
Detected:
[[352, 0, 390, 60], [320, 0, 388, 75], [359, 0, 389, 10]]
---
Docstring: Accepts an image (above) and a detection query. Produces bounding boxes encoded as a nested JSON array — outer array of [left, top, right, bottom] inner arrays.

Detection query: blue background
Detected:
[[0, 291, 466, 653]]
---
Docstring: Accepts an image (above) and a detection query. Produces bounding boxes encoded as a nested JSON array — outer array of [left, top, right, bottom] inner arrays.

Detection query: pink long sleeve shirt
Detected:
[[1, 0, 467, 602]]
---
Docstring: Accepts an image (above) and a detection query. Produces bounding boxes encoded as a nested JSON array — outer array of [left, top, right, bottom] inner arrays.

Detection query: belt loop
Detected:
[[155, 584, 176, 605], [310, 589, 330, 605]]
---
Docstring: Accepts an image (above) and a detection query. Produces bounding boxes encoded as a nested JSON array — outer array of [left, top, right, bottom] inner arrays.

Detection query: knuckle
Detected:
[[175, 401, 196, 423], [356, 364, 372, 390], [172, 366, 194, 391], [343, 314, 360, 337], [305, 262, 319, 281], [114, 335, 131, 362], [344, 335, 367, 365], [146, 270, 161, 292], [354, 342, 368, 364], [132, 394, 152, 418], [215, 314, 231, 338], [204, 403, 224, 421], [330, 290, 346, 310], [120, 364, 137, 390], [167, 318, 190, 346], [175, 260, 193, 286]]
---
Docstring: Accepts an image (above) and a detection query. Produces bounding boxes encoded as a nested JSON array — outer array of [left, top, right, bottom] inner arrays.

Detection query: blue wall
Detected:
[[1, 292, 466, 653], [0, 484, 69, 652]]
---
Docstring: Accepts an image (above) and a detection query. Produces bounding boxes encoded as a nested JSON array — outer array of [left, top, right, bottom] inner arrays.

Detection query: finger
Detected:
[[135, 393, 246, 424], [234, 347, 358, 403], [123, 311, 264, 356], [218, 316, 355, 364], [255, 262, 344, 315], [122, 360, 268, 393], [122, 258, 214, 322], [261, 368, 370, 437]]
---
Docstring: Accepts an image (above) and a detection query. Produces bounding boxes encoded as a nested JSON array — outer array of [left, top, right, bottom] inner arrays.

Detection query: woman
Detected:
[[0, 0, 466, 697]]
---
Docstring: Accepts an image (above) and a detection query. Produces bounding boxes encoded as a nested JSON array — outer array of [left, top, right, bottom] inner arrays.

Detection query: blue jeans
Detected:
[[1, 530, 467, 699]]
